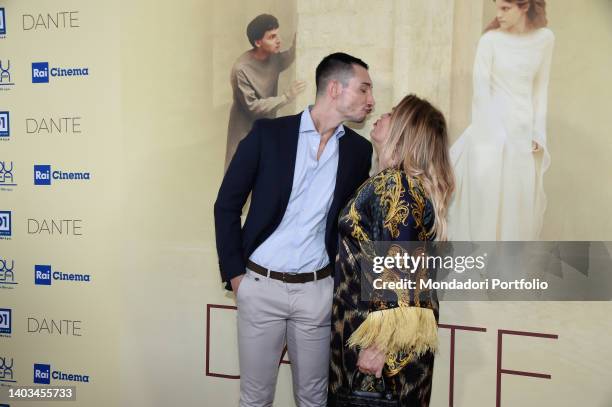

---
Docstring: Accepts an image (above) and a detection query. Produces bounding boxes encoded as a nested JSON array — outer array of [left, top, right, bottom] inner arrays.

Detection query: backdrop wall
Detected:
[[1, 1, 611, 406]]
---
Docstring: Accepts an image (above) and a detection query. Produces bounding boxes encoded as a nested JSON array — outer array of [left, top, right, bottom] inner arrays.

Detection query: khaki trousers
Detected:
[[236, 269, 333, 407]]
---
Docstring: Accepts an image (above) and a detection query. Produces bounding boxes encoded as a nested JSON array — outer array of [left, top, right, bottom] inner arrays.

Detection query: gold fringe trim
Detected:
[[347, 306, 438, 357]]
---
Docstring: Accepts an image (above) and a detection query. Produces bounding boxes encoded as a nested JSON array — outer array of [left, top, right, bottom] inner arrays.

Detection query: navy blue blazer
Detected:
[[214, 113, 373, 290]]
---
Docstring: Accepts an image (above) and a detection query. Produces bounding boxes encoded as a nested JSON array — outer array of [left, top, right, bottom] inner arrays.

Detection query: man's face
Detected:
[[255, 28, 281, 54], [336, 65, 375, 123]]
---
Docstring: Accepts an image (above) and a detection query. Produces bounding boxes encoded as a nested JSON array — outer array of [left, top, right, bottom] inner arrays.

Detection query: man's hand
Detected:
[[284, 80, 306, 101], [357, 346, 386, 378], [231, 275, 244, 295], [532, 141, 541, 152]]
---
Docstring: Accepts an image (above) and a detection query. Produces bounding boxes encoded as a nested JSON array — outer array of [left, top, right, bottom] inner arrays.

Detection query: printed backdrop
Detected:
[[1, 0, 611, 406]]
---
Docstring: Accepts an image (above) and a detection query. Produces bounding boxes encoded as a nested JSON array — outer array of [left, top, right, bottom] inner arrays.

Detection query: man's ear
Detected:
[[329, 80, 342, 99], [254, 39, 262, 49]]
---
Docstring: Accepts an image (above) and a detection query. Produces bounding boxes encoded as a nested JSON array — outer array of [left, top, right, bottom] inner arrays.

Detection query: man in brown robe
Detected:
[[225, 14, 305, 170]]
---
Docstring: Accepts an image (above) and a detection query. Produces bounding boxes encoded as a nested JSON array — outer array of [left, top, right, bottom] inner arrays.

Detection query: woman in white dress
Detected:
[[448, 0, 554, 240]]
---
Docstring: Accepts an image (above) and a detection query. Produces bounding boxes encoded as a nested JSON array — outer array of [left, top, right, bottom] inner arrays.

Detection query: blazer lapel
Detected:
[[327, 134, 350, 230], [278, 113, 302, 213]]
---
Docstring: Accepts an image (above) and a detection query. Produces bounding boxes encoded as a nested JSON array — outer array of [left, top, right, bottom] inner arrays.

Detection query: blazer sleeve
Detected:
[[214, 121, 262, 289]]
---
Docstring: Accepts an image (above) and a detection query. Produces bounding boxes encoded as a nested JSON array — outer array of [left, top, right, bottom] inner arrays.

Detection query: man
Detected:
[[214, 53, 375, 406], [225, 13, 306, 170]]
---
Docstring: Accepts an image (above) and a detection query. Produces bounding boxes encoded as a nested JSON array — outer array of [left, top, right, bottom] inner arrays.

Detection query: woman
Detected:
[[328, 95, 455, 406], [449, 0, 554, 240]]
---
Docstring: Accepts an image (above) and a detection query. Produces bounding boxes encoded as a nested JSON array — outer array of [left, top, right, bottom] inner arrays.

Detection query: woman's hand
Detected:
[[357, 346, 386, 378], [532, 141, 541, 152]]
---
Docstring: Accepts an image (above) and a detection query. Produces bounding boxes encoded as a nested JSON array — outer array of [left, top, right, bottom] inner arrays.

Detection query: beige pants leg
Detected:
[[236, 269, 333, 407]]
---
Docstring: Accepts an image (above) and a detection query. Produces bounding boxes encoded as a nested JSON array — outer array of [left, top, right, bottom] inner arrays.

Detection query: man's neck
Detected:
[[310, 103, 343, 142], [250, 48, 272, 61]]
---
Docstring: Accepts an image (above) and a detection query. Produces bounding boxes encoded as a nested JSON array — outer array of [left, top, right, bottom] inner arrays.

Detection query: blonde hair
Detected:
[[379, 95, 455, 241], [485, 0, 548, 32]]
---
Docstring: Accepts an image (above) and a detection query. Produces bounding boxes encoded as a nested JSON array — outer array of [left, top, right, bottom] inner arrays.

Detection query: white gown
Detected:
[[448, 28, 555, 240]]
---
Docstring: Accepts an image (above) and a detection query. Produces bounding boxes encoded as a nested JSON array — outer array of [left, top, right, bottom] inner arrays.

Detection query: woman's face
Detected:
[[370, 111, 392, 147], [495, 0, 528, 32]]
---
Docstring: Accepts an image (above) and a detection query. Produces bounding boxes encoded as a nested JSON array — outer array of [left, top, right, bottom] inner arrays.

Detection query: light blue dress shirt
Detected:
[[250, 108, 345, 273]]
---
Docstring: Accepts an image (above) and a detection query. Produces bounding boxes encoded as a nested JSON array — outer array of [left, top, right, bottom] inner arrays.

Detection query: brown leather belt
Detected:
[[246, 260, 332, 283]]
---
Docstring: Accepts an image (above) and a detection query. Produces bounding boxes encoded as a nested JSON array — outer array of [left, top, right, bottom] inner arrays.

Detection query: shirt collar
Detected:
[[299, 106, 345, 139]]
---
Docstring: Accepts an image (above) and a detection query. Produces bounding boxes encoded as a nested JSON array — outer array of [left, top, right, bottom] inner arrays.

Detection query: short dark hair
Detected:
[[315, 53, 369, 96], [246, 14, 279, 47]]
